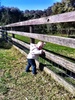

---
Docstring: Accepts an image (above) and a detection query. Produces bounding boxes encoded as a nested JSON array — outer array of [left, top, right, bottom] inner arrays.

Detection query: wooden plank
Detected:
[[43, 67, 75, 96], [12, 38, 30, 49], [12, 38, 75, 73], [44, 50, 75, 73], [7, 30, 75, 48], [29, 26, 35, 43], [4, 11, 75, 27]]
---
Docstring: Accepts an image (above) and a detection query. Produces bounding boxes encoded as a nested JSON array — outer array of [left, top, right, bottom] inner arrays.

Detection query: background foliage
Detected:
[[0, 0, 75, 35]]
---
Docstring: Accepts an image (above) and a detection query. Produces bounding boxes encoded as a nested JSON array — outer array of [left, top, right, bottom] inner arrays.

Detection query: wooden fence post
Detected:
[[67, 29, 70, 37], [2, 27, 5, 39], [5, 31, 8, 41], [29, 26, 35, 43], [11, 27, 15, 38]]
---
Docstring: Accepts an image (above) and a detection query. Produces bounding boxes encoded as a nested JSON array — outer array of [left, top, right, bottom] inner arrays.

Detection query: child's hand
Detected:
[[40, 51, 46, 57]]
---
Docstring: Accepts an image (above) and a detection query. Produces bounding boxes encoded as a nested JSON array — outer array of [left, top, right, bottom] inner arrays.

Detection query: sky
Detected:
[[1, 0, 61, 11]]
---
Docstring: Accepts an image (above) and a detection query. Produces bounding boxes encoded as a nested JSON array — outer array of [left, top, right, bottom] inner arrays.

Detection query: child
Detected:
[[25, 41, 45, 75]]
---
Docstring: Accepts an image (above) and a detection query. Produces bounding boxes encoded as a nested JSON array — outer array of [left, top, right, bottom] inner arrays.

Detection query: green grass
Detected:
[[44, 42, 75, 60], [0, 40, 75, 100], [15, 35, 30, 44]]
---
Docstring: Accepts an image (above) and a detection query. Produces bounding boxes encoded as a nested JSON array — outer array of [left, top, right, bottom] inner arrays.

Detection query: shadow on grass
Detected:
[[0, 38, 12, 49]]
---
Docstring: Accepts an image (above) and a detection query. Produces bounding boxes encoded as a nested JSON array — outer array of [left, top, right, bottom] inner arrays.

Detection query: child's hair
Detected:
[[37, 41, 45, 48]]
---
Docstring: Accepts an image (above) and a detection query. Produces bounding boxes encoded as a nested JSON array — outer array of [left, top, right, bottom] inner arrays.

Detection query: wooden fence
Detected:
[[0, 11, 75, 95]]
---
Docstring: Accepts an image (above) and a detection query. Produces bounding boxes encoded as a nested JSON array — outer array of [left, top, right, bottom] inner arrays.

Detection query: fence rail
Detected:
[[0, 11, 75, 95], [11, 37, 75, 73], [1, 11, 75, 27], [7, 30, 75, 48]]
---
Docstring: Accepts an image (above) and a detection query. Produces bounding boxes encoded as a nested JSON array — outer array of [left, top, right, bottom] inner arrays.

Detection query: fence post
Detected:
[[67, 29, 70, 37], [11, 27, 15, 38], [5, 30, 8, 41], [1, 27, 5, 39], [29, 26, 35, 43]]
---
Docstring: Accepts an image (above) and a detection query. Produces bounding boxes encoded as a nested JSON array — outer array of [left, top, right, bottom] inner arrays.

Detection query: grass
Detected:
[[15, 35, 30, 44], [44, 42, 75, 60], [0, 40, 75, 100]]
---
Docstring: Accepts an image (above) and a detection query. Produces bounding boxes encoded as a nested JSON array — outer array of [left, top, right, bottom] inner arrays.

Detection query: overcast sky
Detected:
[[1, 0, 61, 11]]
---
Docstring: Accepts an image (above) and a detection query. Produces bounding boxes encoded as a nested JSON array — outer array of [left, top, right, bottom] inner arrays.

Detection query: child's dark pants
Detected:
[[26, 59, 36, 74]]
